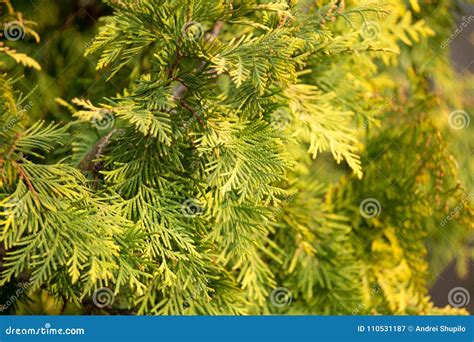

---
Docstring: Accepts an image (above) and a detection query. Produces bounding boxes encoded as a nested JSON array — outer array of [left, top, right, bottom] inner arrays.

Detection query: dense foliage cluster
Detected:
[[0, 0, 472, 315]]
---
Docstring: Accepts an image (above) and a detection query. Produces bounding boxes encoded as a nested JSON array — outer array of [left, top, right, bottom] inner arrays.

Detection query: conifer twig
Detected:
[[180, 100, 205, 127]]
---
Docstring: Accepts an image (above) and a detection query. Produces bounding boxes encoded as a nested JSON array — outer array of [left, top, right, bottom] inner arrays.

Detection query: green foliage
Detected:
[[1, 0, 472, 315]]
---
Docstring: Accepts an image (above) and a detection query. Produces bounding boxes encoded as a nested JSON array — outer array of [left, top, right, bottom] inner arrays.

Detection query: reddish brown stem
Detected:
[[13, 162, 39, 203], [180, 100, 205, 128]]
